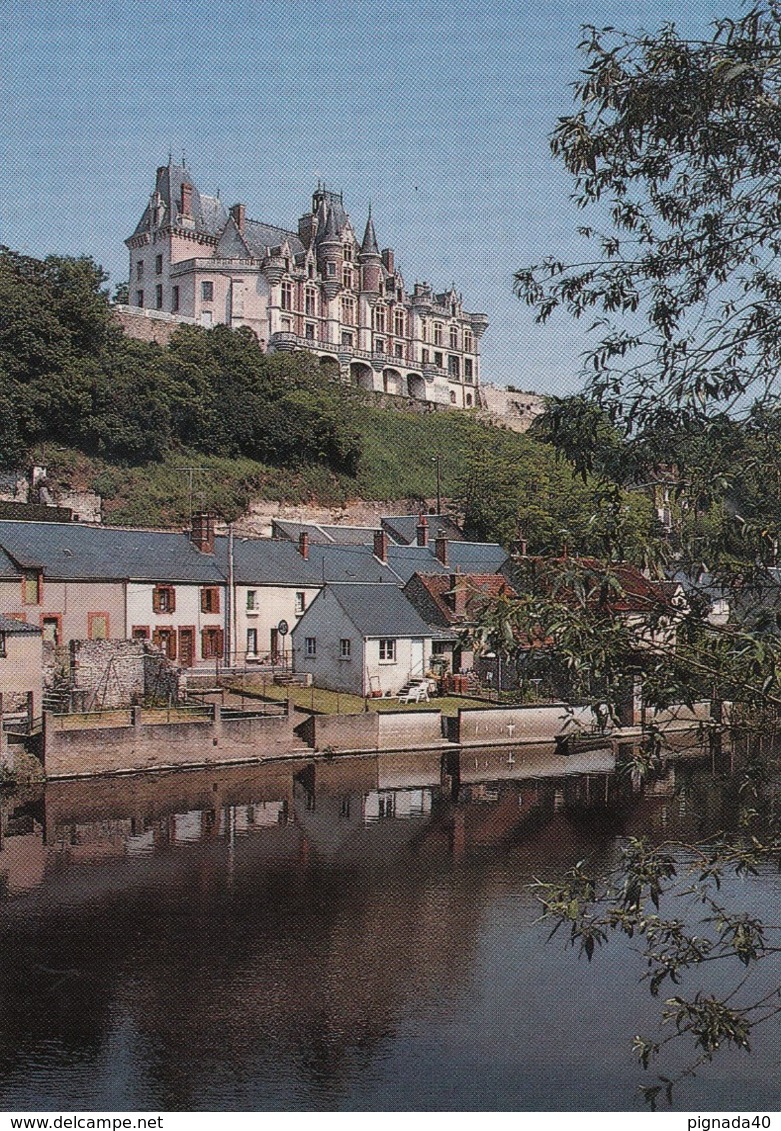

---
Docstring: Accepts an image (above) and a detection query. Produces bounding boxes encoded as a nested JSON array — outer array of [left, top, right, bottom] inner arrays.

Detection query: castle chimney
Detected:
[[373, 529, 388, 563], [191, 512, 216, 554], [416, 513, 429, 547], [435, 530, 448, 566], [230, 202, 246, 232], [181, 182, 193, 218], [381, 248, 395, 274], [299, 531, 310, 560], [450, 572, 467, 618]]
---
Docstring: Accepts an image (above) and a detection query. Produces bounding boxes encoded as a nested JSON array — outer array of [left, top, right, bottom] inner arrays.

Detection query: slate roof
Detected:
[[132, 162, 228, 240], [0, 614, 41, 634], [0, 521, 224, 584], [304, 583, 434, 639], [232, 538, 397, 586], [381, 513, 463, 545], [443, 541, 509, 573], [271, 520, 381, 546]]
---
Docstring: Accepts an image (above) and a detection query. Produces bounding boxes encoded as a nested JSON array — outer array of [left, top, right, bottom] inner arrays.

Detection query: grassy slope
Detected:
[[44, 403, 525, 527]]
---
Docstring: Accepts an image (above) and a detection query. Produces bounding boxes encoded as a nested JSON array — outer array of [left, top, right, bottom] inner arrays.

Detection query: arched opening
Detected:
[[351, 362, 375, 392], [465, 393, 473, 407], [450, 391, 457, 404], [407, 372, 427, 400], [383, 368, 403, 396], [319, 354, 340, 380]]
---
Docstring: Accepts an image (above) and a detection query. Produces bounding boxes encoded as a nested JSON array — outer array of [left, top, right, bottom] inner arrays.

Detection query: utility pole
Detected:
[[432, 453, 442, 516], [175, 466, 208, 521]]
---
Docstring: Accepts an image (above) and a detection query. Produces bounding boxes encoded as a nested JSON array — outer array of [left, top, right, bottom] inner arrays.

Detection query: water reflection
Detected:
[[0, 740, 769, 1111]]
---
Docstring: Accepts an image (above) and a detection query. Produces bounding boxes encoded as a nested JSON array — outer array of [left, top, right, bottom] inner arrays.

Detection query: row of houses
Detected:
[[0, 512, 513, 704]]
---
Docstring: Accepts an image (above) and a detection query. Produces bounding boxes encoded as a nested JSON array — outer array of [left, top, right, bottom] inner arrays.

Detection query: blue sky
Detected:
[[3, 0, 726, 393]]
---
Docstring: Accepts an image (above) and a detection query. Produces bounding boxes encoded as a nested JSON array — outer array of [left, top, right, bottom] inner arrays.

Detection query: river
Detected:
[[0, 743, 779, 1111]]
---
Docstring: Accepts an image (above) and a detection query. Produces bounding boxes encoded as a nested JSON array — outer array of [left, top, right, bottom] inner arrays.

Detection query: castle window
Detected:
[[434, 323, 443, 346], [465, 358, 473, 381], [155, 284, 163, 310], [422, 348, 429, 364], [327, 262, 336, 276], [449, 325, 458, 349], [344, 244, 353, 261], [305, 288, 316, 315], [421, 319, 428, 342], [281, 282, 293, 310], [305, 323, 315, 340], [395, 342, 403, 358], [373, 307, 385, 332], [397, 287, 402, 302], [342, 265, 353, 289], [341, 295, 355, 324], [172, 286, 180, 313], [434, 351, 443, 368], [451, 302, 457, 316], [464, 329, 473, 353], [374, 338, 385, 355], [136, 290, 144, 307], [155, 254, 163, 275], [450, 392, 457, 404], [448, 355, 460, 378], [379, 280, 384, 296], [394, 310, 405, 336], [308, 262, 314, 279], [201, 281, 214, 301], [341, 330, 354, 347], [136, 261, 144, 279]]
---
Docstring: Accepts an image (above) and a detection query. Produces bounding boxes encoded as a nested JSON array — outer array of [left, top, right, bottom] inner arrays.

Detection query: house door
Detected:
[[410, 637, 425, 679], [178, 627, 195, 668], [270, 628, 279, 662]]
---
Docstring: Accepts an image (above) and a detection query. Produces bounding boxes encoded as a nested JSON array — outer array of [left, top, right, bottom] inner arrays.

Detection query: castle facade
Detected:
[[125, 160, 488, 407]]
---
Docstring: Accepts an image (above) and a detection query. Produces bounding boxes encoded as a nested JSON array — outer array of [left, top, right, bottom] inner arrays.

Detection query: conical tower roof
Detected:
[[360, 207, 380, 258]]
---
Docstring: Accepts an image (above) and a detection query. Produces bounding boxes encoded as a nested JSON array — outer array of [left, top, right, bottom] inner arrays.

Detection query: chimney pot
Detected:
[[191, 512, 216, 554], [373, 528, 388, 563], [416, 513, 429, 547], [435, 531, 448, 566]]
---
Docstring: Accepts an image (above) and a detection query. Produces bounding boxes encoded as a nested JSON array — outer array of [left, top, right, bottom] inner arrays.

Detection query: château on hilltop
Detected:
[[120, 159, 488, 408]]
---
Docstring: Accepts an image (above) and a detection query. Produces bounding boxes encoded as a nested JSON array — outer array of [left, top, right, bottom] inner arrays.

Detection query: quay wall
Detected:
[[301, 709, 445, 754], [43, 706, 303, 779], [456, 704, 597, 747]]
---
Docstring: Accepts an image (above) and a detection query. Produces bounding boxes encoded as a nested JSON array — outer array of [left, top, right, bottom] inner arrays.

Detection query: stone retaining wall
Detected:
[[43, 705, 301, 779]]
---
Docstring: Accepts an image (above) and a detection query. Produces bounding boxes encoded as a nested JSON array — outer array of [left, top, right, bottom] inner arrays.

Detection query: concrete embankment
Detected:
[[39, 699, 720, 779]]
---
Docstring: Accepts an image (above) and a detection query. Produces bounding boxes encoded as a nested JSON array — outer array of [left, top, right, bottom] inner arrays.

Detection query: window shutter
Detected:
[[153, 588, 161, 613], [201, 628, 209, 659], [216, 627, 224, 657], [201, 589, 208, 613], [169, 587, 176, 613]]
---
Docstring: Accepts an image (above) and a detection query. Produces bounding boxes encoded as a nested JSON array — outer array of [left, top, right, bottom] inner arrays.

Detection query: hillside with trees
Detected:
[[0, 245, 660, 558]]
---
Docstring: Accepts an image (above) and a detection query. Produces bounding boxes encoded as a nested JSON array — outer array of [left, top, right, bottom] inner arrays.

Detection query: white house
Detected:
[[290, 583, 435, 697]]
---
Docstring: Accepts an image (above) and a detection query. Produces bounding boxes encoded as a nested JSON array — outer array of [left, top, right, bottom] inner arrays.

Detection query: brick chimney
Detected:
[[450, 572, 467, 618], [435, 530, 448, 566], [381, 248, 395, 274], [191, 512, 215, 554], [299, 531, 310, 560], [512, 538, 528, 557], [181, 182, 193, 218], [416, 513, 429, 547], [373, 528, 388, 562], [230, 202, 246, 232]]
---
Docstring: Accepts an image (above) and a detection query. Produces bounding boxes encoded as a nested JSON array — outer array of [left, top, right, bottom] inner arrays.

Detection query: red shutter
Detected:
[[152, 588, 161, 613], [201, 589, 208, 613], [168, 587, 176, 613]]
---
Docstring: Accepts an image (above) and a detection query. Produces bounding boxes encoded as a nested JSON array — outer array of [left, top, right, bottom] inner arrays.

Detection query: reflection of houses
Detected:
[[291, 583, 434, 696], [123, 160, 488, 407]]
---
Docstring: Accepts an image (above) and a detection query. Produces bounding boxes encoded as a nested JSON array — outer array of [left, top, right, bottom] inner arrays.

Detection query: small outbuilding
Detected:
[[291, 583, 435, 697], [0, 614, 43, 725]]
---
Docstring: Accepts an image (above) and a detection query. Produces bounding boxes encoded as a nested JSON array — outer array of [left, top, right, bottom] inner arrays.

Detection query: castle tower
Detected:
[[316, 200, 342, 300], [359, 208, 382, 294]]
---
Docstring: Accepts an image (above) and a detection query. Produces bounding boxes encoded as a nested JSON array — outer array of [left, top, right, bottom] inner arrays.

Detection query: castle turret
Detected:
[[317, 201, 342, 299], [360, 207, 382, 294]]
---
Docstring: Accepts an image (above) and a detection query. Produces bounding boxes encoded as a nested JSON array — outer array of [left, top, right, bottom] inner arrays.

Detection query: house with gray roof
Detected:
[[0, 614, 42, 724], [291, 583, 435, 697]]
